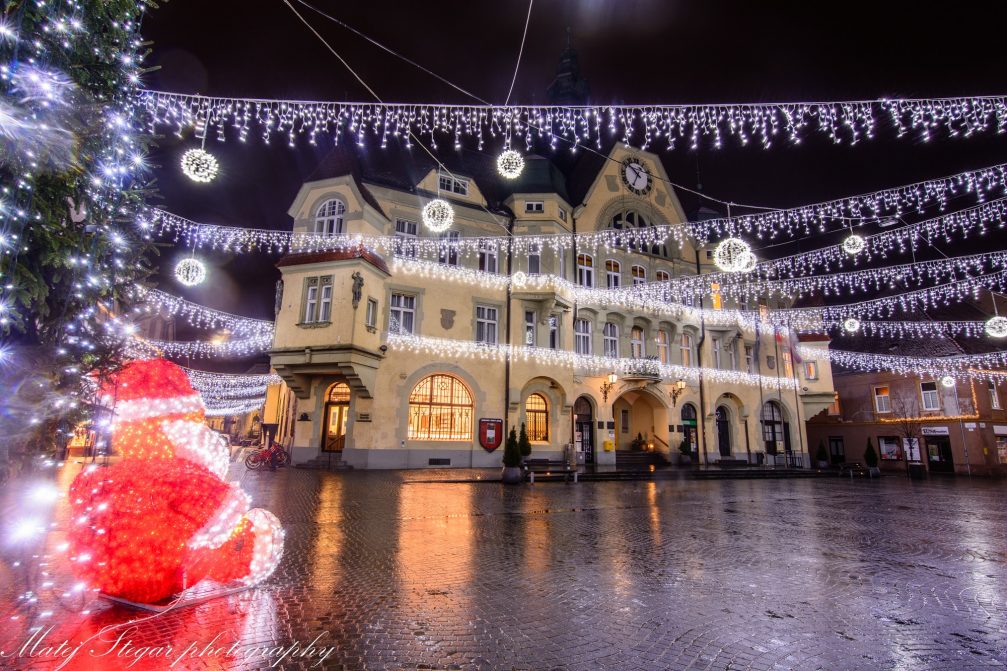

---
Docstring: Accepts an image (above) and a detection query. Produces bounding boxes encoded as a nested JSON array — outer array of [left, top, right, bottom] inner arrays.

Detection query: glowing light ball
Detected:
[[713, 237, 752, 273], [511, 271, 528, 287], [496, 149, 525, 179], [422, 199, 454, 233], [736, 251, 758, 272], [842, 234, 866, 255], [940, 375, 956, 388], [175, 257, 207, 287], [66, 358, 284, 604], [843, 317, 861, 333], [180, 148, 219, 183], [985, 315, 1007, 338]]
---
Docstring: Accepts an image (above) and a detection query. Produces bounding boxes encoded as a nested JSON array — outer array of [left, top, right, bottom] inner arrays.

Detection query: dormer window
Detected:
[[526, 201, 545, 213], [315, 199, 346, 235], [438, 174, 469, 196]]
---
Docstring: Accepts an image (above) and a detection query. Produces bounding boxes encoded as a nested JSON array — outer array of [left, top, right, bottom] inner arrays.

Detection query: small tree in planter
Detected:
[[501, 427, 523, 484], [864, 437, 880, 477], [815, 441, 829, 468], [677, 438, 692, 465], [518, 422, 532, 461]]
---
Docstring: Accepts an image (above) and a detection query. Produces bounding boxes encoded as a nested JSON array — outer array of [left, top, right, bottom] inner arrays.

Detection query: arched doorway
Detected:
[[681, 403, 698, 457], [574, 396, 595, 464], [715, 405, 732, 457], [323, 382, 351, 452], [613, 388, 670, 454]]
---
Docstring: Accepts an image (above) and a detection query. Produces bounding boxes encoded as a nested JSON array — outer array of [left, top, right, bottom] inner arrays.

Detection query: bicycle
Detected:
[[244, 442, 291, 471]]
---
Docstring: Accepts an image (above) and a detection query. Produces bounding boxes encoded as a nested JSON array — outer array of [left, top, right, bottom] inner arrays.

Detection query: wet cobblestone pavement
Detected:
[[1, 463, 1006, 670]]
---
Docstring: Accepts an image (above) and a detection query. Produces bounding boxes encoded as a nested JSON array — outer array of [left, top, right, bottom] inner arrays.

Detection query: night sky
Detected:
[[141, 0, 1007, 367]]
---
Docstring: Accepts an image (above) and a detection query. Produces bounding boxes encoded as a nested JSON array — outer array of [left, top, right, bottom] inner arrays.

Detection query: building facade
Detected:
[[808, 369, 1007, 477], [268, 144, 837, 469]]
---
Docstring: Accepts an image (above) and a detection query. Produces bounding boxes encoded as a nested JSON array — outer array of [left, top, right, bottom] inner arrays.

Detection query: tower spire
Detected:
[[547, 28, 590, 106]]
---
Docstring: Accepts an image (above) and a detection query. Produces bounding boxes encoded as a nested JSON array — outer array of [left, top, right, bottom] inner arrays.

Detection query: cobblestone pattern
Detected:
[[1, 464, 1006, 670]]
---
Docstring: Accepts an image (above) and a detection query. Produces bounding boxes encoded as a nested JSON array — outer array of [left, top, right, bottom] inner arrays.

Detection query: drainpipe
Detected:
[[695, 249, 708, 465], [504, 212, 515, 439]]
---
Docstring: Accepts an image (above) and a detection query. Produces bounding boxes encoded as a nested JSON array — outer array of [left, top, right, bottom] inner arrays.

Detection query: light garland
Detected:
[[138, 332, 274, 358], [821, 319, 991, 339], [180, 148, 219, 183], [799, 345, 1007, 381], [940, 375, 956, 388], [140, 90, 1007, 151], [174, 257, 207, 286], [134, 287, 275, 336], [496, 149, 525, 179], [421, 198, 454, 233]]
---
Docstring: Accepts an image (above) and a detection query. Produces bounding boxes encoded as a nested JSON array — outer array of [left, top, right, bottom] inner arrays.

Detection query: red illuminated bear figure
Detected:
[[67, 358, 284, 604]]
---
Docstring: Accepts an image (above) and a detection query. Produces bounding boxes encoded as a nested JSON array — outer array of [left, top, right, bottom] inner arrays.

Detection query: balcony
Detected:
[[621, 356, 662, 381]]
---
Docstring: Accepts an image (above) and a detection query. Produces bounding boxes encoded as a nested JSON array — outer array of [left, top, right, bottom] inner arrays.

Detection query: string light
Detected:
[[421, 198, 454, 232], [801, 345, 1007, 381], [180, 148, 219, 183], [842, 234, 866, 255], [174, 257, 207, 286], [133, 287, 274, 336], [137, 333, 273, 358], [941, 375, 956, 388], [139, 91, 1007, 151], [496, 149, 524, 179], [713, 238, 753, 272]]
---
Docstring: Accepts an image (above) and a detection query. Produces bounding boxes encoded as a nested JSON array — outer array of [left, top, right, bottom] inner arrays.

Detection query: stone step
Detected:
[[295, 453, 354, 471]]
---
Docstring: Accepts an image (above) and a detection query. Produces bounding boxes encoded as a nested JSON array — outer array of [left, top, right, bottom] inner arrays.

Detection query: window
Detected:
[[711, 337, 722, 369], [577, 254, 594, 287], [874, 386, 891, 413], [303, 276, 332, 323], [827, 392, 841, 416], [879, 436, 902, 460], [828, 437, 845, 464], [603, 322, 619, 358], [394, 218, 418, 257], [365, 298, 378, 328], [390, 293, 416, 334], [408, 374, 473, 441], [575, 319, 592, 355], [621, 409, 630, 434], [679, 333, 694, 367], [438, 231, 460, 266], [558, 208, 567, 222], [525, 200, 544, 213], [920, 381, 940, 411], [804, 361, 819, 380], [989, 381, 1001, 410], [314, 199, 345, 235], [527, 242, 541, 275], [997, 436, 1007, 464], [727, 340, 737, 370], [605, 259, 621, 288], [610, 210, 668, 257], [745, 345, 753, 373], [656, 270, 670, 283], [524, 310, 536, 346], [548, 315, 558, 350], [710, 283, 722, 310], [438, 174, 468, 195], [761, 402, 784, 452], [630, 326, 644, 358], [525, 393, 549, 441], [476, 305, 498, 345], [479, 241, 498, 274], [656, 330, 670, 364], [631, 265, 646, 286], [782, 351, 794, 378]]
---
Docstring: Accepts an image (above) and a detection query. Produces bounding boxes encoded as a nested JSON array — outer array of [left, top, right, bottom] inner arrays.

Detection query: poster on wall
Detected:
[[479, 419, 504, 452]]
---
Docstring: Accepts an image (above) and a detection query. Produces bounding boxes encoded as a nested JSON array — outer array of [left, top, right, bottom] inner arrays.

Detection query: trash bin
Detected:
[[908, 462, 927, 480]]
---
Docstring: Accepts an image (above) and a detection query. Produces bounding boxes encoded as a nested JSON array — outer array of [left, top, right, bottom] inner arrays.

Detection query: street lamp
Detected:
[[600, 372, 618, 403], [670, 379, 686, 406]]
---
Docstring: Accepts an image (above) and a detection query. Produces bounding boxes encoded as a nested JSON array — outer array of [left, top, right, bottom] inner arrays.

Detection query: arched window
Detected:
[[577, 254, 594, 287], [605, 259, 621, 288], [656, 270, 670, 282], [610, 210, 669, 258], [408, 374, 473, 441], [525, 393, 549, 441], [603, 322, 619, 358], [314, 199, 346, 235], [327, 382, 350, 402], [761, 401, 784, 453], [656, 330, 670, 364], [630, 326, 644, 358], [631, 265, 646, 285]]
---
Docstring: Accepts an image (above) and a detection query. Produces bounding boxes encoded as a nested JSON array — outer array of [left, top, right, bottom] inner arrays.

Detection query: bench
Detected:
[[523, 458, 578, 483]]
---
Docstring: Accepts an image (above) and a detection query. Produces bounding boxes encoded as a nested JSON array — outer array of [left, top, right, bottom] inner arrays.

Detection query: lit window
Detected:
[[528, 242, 541, 275], [997, 436, 1007, 464], [827, 392, 841, 416], [575, 319, 592, 355], [656, 330, 670, 364], [524, 310, 536, 346], [394, 219, 418, 257], [476, 305, 498, 345], [804, 361, 819, 380], [920, 381, 940, 411], [525, 393, 549, 441], [577, 254, 594, 287], [711, 282, 722, 310], [408, 374, 473, 441], [479, 241, 498, 274], [438, 231, 460, 266], [314, 199, 345, 235], [603, 322, 619, 358], [874, 386, 891, 413], [630, 326, 644, 358], [679, 333, 694, 367], [656, 270, 670, 282], [782, 351, 794, 378], [390, 293, 416, 334], [631, 265, 646, 286], [526, 201, 544, 213], [606, 259, 621, 288], [989, 381, 1002, 410]]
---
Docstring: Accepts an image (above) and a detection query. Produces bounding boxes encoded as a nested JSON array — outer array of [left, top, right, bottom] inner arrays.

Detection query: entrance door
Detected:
[[323, 382, 350, 453], [574, 396, 594, 465], [926, 436, 955, 473], [682, 404, 698, 457], [716, 406, 731, 457]]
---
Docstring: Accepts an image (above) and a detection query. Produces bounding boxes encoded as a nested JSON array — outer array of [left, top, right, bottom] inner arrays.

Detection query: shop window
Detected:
[[525, 393, 549, 441], [408, 374, 473, 441]]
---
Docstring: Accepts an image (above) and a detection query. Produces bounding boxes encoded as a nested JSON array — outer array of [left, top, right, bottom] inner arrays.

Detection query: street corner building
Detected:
[[263, 143, 839, 469]]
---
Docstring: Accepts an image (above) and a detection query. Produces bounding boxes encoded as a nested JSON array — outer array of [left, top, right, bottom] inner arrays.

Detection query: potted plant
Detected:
[[864, 438, 881, 477], [815, 440, 829, 469], [518, 422, 532, 462], [501, 426, 523, 484], [630, 432, 647, 451], [677, 439, 692, 466]]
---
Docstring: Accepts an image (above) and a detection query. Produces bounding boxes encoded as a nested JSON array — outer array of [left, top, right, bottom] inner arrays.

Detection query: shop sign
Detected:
[[994, 425, 1007, 436], [921, 426, 950, 436]]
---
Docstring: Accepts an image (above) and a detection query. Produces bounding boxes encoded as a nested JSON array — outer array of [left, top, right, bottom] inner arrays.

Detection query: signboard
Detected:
[[921, 426, 950, 436], [478, 418, 504, 452], [994, 425, 1007, 436]]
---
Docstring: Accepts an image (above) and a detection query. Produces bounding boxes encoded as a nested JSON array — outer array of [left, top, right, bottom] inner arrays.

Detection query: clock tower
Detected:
[[547, 28, 590, 106]]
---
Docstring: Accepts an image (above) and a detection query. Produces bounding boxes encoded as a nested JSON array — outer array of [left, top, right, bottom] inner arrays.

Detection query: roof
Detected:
[[276, 247, 391, 275]]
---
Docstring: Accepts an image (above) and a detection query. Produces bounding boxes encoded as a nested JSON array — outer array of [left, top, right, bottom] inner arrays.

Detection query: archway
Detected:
[[323, 382, 351, 452], [613, 387, 670, 454], [715, 405, 732, 457], [574, 396, 595, 464]]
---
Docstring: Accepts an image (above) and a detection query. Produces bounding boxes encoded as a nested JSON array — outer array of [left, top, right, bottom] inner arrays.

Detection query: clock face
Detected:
[[622, 159, 652, 195]]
